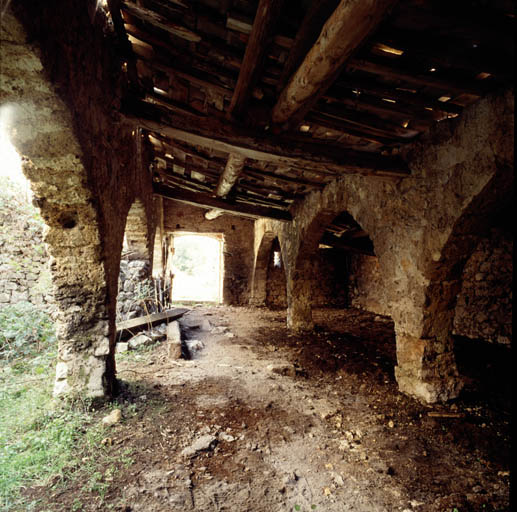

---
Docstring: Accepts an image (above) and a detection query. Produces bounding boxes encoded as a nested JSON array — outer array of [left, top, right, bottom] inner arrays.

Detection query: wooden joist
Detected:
[[228, 0, 285, 119], [214, 154, 246, 198], [116, 308, 189, 340], [154, 183, 292, 221], [320, 232, 375, 256], [272, 0, 399, 129], [123, 101, 411, 176]]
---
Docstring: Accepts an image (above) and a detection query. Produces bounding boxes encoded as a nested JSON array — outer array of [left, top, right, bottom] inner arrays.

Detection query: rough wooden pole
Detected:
[[272, 0, 399, 129], [215, 154, 247, 198]]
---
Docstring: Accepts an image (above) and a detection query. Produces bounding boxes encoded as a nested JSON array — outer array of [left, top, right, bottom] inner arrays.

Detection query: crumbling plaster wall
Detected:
[[163, 201, 254, 304], [254, 89, 513, 403], [5, 1, 157, 398]]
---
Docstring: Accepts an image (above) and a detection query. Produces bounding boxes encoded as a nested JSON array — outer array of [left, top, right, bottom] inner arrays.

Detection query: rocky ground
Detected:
[[27, 306, 511, 511]]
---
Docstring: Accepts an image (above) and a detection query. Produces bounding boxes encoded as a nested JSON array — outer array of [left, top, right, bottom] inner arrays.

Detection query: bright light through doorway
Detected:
[[171, 233, 223, 303]]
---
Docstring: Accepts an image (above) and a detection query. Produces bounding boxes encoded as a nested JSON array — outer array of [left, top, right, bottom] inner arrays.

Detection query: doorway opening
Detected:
[[170, 233, 224, 303]]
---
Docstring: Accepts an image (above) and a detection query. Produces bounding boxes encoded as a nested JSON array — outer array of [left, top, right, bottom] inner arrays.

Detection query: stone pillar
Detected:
[[394, 333, 463, 403], [286, 264, 314, 331], [1, 10, 111, 399]]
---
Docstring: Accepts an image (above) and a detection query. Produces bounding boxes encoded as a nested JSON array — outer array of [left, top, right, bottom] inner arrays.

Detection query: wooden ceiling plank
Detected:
[[272, 0, 399, 129], [320, 232, 375, 256], [243, 168, 325, 189], [154, 183, 292, 221], [229, 0, 286, 119]]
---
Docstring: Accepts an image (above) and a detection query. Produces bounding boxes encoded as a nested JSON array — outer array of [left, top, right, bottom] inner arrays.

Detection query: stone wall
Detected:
[[163, 200, 254, 305], [348, 253, 390, 317], [453, 227, 512, 345], [0, 184, 54, 309], [312, 249, 349, 308]]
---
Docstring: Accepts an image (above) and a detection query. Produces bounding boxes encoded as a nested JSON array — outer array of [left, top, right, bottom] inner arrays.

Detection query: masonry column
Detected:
[[286, 259, 315, 331]]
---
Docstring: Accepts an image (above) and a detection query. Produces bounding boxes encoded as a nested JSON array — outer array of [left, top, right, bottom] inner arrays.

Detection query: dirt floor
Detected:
[[29, 306, 511, 511]]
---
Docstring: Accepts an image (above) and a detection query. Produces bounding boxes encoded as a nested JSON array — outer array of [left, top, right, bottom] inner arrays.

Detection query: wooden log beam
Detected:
[[229, 0, 285, 119], [123, 101, 410, 176], [215, 154, 246, 198], [272, 0, 399, 129], [154, 183, 292, 221], [276, 0, 340, 93]]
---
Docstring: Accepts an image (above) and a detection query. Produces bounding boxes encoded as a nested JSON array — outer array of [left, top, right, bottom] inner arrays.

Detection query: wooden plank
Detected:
[[276, 0, 340, 93], [229, 0, 285, 118], [154, 183, 292, 221], [121, 2, 202, 42], [117, 308, 189, 340], [123, 100, 411, 176], [215, 154, 246, 197], [272, 0, 399, 129], [347, 57, 487, 97]]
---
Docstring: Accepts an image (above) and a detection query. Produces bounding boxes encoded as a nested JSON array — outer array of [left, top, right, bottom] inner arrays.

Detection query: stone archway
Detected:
[[1, 11, 110, 398], [395, 169, 513, 402], [250, 231, 277, 305], [117, 199, 154, 322]]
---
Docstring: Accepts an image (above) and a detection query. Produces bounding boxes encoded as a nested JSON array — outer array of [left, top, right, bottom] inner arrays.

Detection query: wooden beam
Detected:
[[229, 0, 285, 119], [154, 183, 292, 221], [121, 2, 202, 42], [123, 101, 410, 176], [320, 232, 375, 256], [347, 58, 487, 97], [276, 0, 340, 93], [215, 154, 246, 198], [272, 0, 399, 129], [117, 308, 189, 340]]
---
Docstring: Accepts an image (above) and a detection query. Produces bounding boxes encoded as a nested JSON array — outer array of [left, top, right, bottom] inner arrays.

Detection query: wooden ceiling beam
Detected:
[[154, 183, 292, 221], [214, 154, 246, 198], [229, 0, 285, 119], [123, 100, 410, 176], [276, 0, 340, 94], [271, 0, 399, 129]]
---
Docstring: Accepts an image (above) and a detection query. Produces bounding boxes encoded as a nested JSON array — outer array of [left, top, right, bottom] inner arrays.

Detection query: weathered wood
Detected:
[[276, 0, 340, 93], [123, 101, 411, 176], [347, 58, 487, 97], [229, 0, 285, 118], [244, 168, 324, 189], [320, 232, 375, 256], [154, 183, 292, 221], [121, 2, 202, 42], [117, 308, 189, 340], [272, 0, 399, 128], [215, 154, 246, 197]]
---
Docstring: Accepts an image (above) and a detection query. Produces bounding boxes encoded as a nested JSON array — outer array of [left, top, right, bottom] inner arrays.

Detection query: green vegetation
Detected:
[[0, 303, 134, 511]]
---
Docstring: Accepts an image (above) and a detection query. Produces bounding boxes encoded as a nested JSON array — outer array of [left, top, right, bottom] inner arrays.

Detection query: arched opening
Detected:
[[117, 200, 154, 322], [169, 233, 224, 304], [265, 238, 287, 309]]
